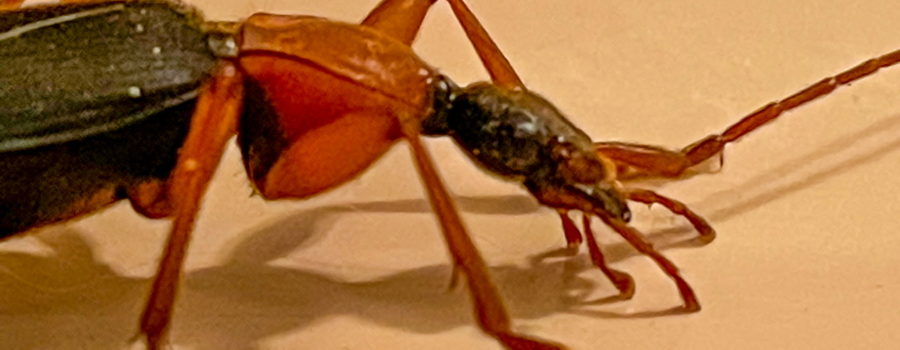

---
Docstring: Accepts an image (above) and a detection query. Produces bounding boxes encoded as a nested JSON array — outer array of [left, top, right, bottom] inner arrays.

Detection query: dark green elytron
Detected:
[[0, 1, 216, 234]]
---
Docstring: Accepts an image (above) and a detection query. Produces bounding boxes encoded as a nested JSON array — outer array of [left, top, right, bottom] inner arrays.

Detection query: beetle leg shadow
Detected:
[[0, 227, 147, 350], [177, 195, 598, 350]]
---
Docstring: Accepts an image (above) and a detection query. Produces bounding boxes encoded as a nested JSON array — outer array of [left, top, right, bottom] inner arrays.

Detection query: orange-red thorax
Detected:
[[236, 14, 436, 199]]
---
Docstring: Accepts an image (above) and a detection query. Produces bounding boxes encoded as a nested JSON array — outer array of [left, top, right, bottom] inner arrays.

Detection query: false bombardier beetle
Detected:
[[3, 0, 900, 349]]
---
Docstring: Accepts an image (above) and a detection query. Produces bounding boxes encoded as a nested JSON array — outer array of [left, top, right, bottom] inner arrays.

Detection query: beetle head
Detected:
[[424, 77, 630, 221]]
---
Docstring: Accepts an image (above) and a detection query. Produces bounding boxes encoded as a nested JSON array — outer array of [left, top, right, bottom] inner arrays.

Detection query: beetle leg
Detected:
[[444, 0, 524, 89], [363, 0, 525, 89], [557, 209, 583, 249], [594, 212, 700, 312], [398, 117, 564, 350], [597, 48, 900, 181], [0, 0, 22, 10], [127, 179, 173, 219], [582, 214, 634, 301], [380, 0, 582, 255], [361, 0, 436, 45], [137, 62, 244, 350], [625, 189, 715, 244], [527, 182, 697, 311], [443, 0, 591, 250]]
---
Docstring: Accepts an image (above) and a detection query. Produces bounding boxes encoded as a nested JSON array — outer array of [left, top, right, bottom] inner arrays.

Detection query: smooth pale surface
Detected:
[[3, 1, 900, 349]]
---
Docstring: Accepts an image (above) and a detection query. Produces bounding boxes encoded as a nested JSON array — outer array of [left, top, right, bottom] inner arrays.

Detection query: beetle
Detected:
[[3, 0, 900, 349], [0, 0, 689, 348]]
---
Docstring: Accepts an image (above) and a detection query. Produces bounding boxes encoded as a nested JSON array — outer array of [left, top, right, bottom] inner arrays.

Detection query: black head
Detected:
[[424, 76, 630, 221]]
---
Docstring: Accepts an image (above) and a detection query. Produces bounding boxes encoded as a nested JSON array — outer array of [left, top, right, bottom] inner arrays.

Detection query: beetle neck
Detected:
[[421, 74, 459, 136]]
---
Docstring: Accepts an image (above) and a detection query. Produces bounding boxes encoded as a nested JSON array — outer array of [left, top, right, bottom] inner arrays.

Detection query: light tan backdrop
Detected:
[[2, 0, 900, 349]]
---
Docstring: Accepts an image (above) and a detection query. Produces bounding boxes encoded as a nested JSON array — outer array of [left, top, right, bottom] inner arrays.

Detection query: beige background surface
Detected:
[[3, 0, 900, 349]]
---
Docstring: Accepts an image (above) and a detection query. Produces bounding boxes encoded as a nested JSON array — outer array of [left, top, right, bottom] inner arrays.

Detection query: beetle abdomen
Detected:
[[0, 101, 194, 236], [0, 0, 214, 235], [0, 0, 215, 151]]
